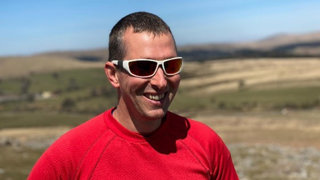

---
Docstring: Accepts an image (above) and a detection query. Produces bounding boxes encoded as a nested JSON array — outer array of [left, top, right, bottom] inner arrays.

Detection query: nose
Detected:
[[150, 67, 167, 91]]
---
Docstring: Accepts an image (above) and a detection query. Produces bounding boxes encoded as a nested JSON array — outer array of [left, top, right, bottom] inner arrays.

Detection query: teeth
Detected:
[[146, 94, 165, 101]]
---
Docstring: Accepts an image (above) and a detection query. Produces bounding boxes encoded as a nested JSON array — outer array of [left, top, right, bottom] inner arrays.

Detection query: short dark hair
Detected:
[[108, 12, 176, 61]]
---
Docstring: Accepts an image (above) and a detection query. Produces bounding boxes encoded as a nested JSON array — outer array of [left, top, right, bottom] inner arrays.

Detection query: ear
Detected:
[[105, 61, 120, 88]]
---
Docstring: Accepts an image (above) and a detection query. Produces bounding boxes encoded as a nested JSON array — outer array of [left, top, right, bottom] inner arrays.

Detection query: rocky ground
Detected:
[[229, 144, 320, 180], [0, 127, 69, 149]]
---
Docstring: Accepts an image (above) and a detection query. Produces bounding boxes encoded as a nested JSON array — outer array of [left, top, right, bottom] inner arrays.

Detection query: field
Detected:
[[1, 56, 320, 179]]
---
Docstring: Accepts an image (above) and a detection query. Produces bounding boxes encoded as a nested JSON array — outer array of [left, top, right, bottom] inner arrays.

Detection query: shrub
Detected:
[[61, 98, 76, 111]]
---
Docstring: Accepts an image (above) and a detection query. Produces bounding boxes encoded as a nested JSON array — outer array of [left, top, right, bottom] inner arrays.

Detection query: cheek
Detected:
[[168, 75, 181, 90], [119, 74, 149, 94]]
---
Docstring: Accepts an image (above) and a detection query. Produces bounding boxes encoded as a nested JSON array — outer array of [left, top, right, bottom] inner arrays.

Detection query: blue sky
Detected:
[[1, 0, 320, 56]]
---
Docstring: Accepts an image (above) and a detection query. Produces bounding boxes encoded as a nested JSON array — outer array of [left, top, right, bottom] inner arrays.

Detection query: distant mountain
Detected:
[[178, 31, 320, 61], [27, 31, 320, 61], [39, 48, 108, 62], [245, 31, 320, 50]]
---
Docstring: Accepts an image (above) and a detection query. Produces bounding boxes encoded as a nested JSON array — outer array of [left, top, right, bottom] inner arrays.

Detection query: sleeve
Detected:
[[27, 144, 73, 180], [211, 134, 239, 180], [28, 112, 107, 179], [187, 119, 239, 180]]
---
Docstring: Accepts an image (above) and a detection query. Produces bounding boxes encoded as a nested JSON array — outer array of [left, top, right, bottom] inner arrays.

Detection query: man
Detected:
[[28, 12, 238, 179]]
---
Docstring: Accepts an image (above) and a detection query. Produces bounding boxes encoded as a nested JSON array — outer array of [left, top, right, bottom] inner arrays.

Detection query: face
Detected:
[[116, 28, 180, 122]]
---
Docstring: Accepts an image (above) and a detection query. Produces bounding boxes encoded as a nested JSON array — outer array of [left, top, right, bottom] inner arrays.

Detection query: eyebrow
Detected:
[[138, 56, 178, 60]]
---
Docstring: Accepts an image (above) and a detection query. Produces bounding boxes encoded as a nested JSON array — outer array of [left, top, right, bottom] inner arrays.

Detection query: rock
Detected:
[[228, 144, 320, 179]]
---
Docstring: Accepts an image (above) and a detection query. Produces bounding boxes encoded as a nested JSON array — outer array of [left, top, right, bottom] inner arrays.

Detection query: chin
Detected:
[[144, 108, 167, 121]]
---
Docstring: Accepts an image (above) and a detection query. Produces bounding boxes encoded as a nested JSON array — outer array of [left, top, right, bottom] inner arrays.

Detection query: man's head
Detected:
[[105, 12, 181, 133], [108, 11, 177, 61]]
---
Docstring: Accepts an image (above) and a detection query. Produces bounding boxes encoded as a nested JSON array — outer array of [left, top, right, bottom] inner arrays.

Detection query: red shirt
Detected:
[[28, 108, 238, 179]]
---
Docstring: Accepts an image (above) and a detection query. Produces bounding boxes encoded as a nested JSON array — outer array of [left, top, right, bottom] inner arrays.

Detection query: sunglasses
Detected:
[[111, 57, 183, 78]]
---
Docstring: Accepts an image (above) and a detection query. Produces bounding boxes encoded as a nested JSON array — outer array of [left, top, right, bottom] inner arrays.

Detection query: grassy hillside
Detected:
[[1, 58, 320, 128], [1, 57, 320, 179], [174, 58, 320, 112], [0, 55, 103, 79], [179, 31, 320, 60]]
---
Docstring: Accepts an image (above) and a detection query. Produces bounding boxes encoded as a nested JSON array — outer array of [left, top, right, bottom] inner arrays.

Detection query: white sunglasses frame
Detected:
[[111, 57, 183, 78]]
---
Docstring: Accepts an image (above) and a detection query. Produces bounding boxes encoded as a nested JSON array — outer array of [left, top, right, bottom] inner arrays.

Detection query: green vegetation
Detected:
[[214, 86, 320, 110], [1, 59, 320, 180], [172, 86, 320, 112], [0, 147, 44, 179], [0, 67, 320, 129], [0, 68, 107, 95], [0, 111, 94, 129]]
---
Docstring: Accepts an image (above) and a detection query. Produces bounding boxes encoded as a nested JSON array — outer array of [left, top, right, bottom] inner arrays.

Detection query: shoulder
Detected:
[[188, 117, 230, 157], [167, 112, 237, 179], [167, 111, 231, 158], [28, 110, 113, 179], [53, 111, 107, 148], [167, 111, 222, 144], [61, 112, 107, 142], [41, 111, 109, 160]]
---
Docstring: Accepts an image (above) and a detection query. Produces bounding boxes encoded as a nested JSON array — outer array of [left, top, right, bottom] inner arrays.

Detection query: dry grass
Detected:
[[181, 58, 320, 94], [191, 109, 320, 149], [0, 55, 103, 79], [1, 56, 320, 179], [0, 127, 69, 145], [1, 109, 319, 150]]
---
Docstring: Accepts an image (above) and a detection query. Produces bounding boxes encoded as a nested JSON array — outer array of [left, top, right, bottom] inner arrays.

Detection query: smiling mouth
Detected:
[[145, 93, 166, 101]]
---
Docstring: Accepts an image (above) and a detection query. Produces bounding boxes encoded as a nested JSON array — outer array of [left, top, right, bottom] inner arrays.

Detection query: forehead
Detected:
[[122, 28, 177, 60]]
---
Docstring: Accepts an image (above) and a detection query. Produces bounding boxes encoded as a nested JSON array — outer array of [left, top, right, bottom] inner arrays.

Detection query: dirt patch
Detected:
[[190, 110, 320, 149], [0, 127, 70, 149]]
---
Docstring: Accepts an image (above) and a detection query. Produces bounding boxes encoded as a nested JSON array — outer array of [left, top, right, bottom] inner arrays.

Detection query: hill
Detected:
[[0, 54, 104, 79], [1, 56, 320, 179], [179, 31, 320, 60], [38, 48, 107, 62], [1, 31, 320, 180], [1, 31, 320, 79]]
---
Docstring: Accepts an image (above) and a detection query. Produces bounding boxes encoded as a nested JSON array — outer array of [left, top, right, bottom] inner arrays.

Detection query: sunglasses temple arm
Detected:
[[112, 60, 124, 69]]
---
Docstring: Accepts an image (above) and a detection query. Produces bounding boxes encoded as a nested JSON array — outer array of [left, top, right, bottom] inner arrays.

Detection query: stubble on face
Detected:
[[113, 27, 180, 133]]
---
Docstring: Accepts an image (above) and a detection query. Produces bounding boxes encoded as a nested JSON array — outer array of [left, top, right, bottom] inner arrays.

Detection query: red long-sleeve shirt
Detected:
[[28, 108, 238, 179]]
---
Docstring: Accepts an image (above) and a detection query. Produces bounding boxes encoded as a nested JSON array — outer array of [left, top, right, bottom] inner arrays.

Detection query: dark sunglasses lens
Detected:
[[164, 59, 182, 74], [129, 61, 157, 76]]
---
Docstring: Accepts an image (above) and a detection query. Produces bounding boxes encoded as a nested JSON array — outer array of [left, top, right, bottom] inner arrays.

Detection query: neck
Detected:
[[112, 100, 163, 134]]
